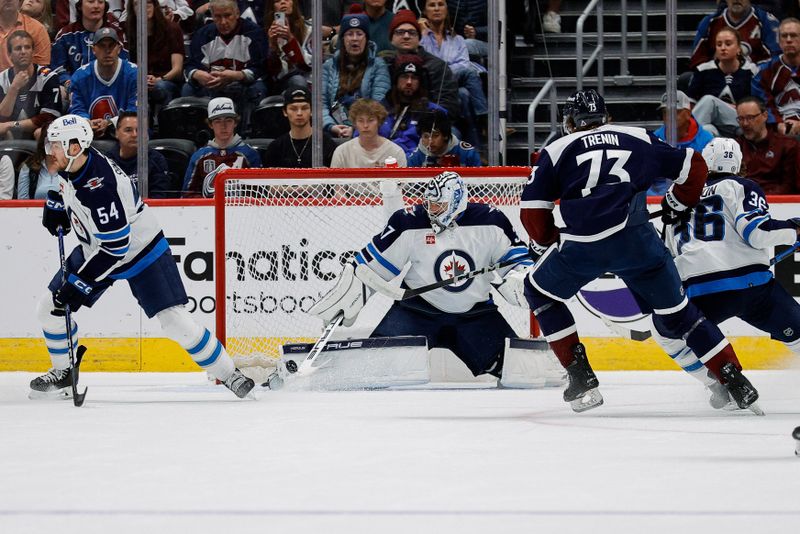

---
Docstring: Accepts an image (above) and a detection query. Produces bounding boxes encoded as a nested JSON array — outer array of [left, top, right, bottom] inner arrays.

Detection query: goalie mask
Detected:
[[701, 137, 742, 175], [46, 114, 93, 172], [561, 89, 607, 134], [424, 171, 468, 234]]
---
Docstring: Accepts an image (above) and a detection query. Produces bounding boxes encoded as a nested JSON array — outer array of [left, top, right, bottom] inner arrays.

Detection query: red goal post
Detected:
[[214, 166, 536, 368]]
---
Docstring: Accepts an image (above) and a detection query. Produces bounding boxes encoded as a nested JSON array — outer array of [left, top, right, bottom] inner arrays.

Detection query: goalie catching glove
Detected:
[[494, 269, 529, 308], [308, 263, 369, 327]]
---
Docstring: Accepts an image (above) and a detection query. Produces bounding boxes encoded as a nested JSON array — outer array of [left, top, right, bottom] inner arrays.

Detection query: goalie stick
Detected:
[[57, 226, 87, 407], [260, 311, 345, 389]]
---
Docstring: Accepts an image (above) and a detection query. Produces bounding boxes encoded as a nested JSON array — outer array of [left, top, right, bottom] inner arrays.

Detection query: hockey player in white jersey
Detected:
[[308, 171, 561, 384], [30, 114, 255, 399], [656, 137, 800, 408]]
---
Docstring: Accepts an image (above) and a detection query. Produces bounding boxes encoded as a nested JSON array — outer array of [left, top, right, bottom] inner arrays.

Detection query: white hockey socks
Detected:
[[36, 292, 76, 371], [650, 322, 715, 386], [157, 306, 235, 381]]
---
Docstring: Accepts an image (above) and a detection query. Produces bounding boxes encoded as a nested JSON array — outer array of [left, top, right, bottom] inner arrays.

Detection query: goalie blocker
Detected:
[[272, 336, 565, 390]]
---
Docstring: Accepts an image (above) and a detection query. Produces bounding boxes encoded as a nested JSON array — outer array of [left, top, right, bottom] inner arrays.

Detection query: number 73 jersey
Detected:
[[522, 124, 693, 243]]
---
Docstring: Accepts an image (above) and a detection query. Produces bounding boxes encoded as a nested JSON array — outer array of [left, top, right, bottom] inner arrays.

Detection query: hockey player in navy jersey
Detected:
[[29, 114, 255, 399], [655, 137, 800, 409], [308, 171, 561, 384], [520, 89, 760, 413]]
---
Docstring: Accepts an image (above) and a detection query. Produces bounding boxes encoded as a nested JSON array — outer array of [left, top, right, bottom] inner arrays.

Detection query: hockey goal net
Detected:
[[214, 167, 534, 372]]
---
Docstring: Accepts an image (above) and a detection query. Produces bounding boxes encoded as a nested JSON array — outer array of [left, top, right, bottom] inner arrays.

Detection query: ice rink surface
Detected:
[[1, 370, 799, 534]]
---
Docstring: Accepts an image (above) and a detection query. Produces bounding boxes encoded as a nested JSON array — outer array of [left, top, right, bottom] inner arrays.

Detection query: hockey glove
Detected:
[[53, 273, 93, 311], [308, 264, 367, 327], [660, 190, 691, 227], [42, 190, 71, 237], [494, 269, 530, 308]]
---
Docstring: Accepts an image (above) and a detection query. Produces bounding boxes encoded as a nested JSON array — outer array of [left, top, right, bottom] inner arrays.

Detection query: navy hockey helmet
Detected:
[[561, 89, 608, 134]]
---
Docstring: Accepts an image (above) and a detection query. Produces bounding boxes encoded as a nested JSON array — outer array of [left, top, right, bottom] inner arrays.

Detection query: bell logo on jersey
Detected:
[[83, 177, 105, 190], [433, 249, 476, 293], [425, 234, 436, 245]]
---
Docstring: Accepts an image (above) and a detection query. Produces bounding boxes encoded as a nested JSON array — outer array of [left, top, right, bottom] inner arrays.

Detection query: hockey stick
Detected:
[[771, 241, 800, 265], [288, 311, 345, 378], [357, 256, 530, 302], [57, 227, 87, 407]]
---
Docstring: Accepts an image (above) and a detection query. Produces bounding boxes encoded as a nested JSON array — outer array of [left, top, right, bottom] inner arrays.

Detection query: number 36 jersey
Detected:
[[60, 148, 162, 283], [522, 124, 693, 243], [665, 175, 796, 297]]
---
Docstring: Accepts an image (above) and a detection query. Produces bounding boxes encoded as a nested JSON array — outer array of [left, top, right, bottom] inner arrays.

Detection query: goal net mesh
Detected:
[[215, 168, 532, 372]]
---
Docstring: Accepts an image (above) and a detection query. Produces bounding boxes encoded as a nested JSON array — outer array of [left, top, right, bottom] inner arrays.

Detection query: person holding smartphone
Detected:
[[265, 0, 312, 94]]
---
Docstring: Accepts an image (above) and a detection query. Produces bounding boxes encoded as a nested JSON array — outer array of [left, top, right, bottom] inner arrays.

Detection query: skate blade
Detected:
[[747, 402, 766, 416], [28, 388, 71, 400], [569, 388, 604, 413]]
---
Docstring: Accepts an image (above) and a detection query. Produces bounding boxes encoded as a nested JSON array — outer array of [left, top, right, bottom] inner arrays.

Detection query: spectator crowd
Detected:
[[660, 0, 800, 195], [0, 0, 492, 199]]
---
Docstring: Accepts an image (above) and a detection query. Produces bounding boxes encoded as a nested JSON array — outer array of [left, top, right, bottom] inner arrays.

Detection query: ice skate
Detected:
[[28, 367, 72, 400], [562, 343, 603, 412], [719, 363, 764, 416], [222, 369, 255, 399]]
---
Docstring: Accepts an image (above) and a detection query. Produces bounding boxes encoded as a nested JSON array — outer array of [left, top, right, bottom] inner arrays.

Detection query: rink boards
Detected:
[[1, 200, 799, 372]]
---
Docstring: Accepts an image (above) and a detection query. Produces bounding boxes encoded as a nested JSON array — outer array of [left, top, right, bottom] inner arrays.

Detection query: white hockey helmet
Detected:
[[46, 114, 93, 172], [423, 171, 468, 233], [701, 137, 742, 175]]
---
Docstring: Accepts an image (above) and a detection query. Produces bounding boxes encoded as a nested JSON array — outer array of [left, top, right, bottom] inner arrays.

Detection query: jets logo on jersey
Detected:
[[83, 177, 104, 190], [433, 249, 476, 293]]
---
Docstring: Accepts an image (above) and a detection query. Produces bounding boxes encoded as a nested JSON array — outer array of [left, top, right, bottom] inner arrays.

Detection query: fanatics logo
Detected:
[[766, 150, 775, 159], [83, 177, 104, 190], [425, 234, 436, 244]]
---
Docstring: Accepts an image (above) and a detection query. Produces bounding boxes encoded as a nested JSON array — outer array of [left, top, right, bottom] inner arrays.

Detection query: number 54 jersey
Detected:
[[522, 124, 693, 243], [59, 148, 162, 283]]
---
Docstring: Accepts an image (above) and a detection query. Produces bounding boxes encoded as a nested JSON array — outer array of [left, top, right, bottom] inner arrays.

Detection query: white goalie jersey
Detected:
[[354, 203, 532, 313], [60, 148, 163, 283], [665, 175, 796, 297]]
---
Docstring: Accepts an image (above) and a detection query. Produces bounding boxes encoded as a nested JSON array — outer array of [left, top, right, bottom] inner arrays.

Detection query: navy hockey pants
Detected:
[[371, 298, 516, 376], [691, 278, 800, 344]]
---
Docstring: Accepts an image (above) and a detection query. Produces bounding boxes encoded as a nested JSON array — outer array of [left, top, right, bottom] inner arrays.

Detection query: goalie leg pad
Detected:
[[500, 338, 567, 389], [36, 292, 76, 370], [279, 336, 430, 390], [157, 305, 235, 381], [309, 263, 368, 327]]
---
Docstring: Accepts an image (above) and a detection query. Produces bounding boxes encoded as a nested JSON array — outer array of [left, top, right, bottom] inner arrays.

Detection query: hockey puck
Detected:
[[286, 360, 298, 374], [793, 426, 800, 456]]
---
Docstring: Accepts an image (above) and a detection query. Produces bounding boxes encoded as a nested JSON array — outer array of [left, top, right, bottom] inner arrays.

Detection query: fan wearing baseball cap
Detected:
[[263, 87, 337, 167], [321, 5, 391, 138], [379, 54, 448, 156], [386, 9, 460, 122], [650, 90, 714, 194], [68, 26, 137, 138], [182, 97, 262, 198]]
